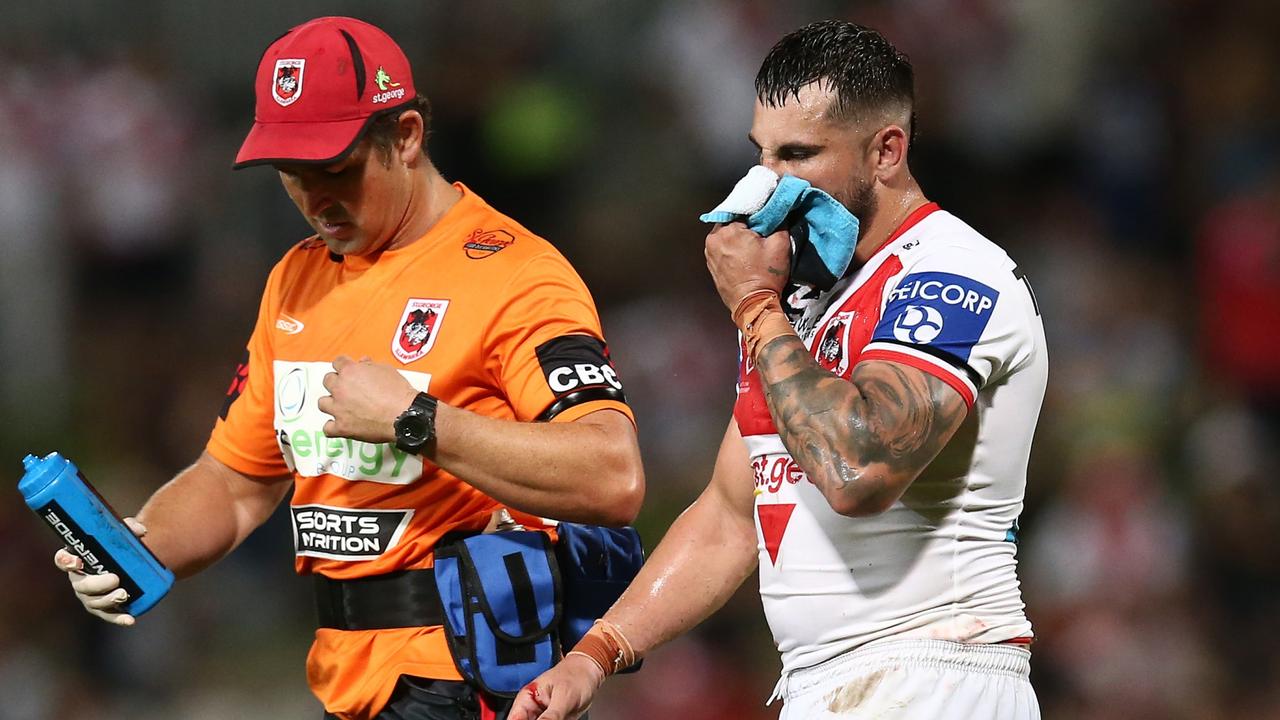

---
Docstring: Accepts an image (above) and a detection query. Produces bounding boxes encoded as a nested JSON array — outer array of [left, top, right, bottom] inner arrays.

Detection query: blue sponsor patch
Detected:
[[872, 272, 999, 362]]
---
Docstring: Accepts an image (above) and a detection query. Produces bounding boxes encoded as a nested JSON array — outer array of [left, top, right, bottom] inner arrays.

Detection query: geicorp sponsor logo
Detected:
[[887, 275, 996, 314], [873, 271, 999, 362], [291, 504, 413, 561]]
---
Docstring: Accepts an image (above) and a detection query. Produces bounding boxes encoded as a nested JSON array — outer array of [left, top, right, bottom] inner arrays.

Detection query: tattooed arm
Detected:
[[703, 220, 967, 516], [755, 336, 967, 516]]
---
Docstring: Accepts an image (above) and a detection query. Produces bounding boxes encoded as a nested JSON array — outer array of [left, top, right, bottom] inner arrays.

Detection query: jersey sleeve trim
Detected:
[[864, 336, 983, 389], [546, 399, 634, 426], [858, 346, 976, 409], [536, 386, 627, 421]]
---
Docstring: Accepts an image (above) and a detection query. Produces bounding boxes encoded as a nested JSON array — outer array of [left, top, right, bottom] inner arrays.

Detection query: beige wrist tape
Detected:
[[732, 290, 795, 362], [567, 619, 636, 677]]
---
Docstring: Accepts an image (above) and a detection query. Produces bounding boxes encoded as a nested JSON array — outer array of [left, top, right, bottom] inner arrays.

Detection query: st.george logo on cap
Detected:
[[234, 16, 417, 169]]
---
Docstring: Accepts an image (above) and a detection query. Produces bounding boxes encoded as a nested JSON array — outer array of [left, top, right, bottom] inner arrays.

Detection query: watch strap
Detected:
[[394, 392, 438, 454]]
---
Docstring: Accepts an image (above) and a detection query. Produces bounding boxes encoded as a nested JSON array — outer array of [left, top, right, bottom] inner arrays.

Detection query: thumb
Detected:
[[123, 517, 148, 537], [55, 548, 82, 572], [509, 683, 544, 720]]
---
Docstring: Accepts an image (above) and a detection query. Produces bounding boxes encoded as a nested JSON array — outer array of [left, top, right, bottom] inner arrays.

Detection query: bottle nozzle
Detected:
[[22, 454, 39, 471]]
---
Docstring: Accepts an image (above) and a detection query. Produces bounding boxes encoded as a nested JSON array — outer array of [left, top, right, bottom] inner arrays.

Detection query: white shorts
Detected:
[[774, 639, 1039, 720]]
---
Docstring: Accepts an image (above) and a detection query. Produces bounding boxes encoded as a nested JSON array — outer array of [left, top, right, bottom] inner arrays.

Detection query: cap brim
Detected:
[[233, 116, 373, 169]]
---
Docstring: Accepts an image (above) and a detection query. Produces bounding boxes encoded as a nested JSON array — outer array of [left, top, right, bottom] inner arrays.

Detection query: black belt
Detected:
[[314, 570, 445, 631]]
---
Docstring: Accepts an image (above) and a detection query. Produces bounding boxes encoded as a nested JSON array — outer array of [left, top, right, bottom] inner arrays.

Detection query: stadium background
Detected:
[[2, 1, 1278, 717]]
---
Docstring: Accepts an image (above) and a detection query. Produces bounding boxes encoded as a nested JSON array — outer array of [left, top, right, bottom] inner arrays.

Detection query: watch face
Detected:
[[396, 412, 428, 443], [394, 393, 437, 453]]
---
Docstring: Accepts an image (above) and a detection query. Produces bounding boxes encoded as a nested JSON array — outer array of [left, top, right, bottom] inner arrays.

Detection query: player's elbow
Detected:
[[595, 451, 645, 526], [570, 412, 645, 525], [824, 473, 902, 518], [551, 458, 643, 526], [829, 493, 895, 518]]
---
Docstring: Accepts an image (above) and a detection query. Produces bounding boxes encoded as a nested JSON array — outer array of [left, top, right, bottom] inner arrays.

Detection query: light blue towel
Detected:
[[700, 170, 860, 282]]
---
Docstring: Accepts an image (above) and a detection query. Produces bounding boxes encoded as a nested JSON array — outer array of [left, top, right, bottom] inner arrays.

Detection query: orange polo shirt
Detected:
[[206, 184, 632, 719]]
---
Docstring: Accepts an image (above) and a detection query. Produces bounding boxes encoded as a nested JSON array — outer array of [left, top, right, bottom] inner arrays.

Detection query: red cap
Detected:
[[234, 16, 417, 169]]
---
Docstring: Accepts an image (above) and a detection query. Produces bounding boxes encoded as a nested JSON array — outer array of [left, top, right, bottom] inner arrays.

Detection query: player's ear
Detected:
[[872, 124, 908, 183], [395, 110, 425, 166]]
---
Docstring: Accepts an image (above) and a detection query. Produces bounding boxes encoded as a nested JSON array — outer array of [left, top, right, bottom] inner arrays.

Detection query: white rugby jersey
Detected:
[[737, 203, 1047, 673]]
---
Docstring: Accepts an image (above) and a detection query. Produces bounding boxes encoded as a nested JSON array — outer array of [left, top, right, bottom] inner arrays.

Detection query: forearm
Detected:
[[755, 335, 886, 514], [605, 499, 757, 656], [755, 335, 965, 516], [317, 357, 643, 525], [135, 452, 291, 578], [431, 407, 643, 526]]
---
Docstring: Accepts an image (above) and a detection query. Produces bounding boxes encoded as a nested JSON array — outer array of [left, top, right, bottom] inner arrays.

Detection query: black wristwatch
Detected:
[[393, 392, 438, 455]]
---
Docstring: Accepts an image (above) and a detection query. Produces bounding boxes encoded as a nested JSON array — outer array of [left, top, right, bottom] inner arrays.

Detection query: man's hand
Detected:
[[509, 654, 606, 720], [704, 222, 791, 313], [55, 517, 147, 626], [319, 356, 418, 443]]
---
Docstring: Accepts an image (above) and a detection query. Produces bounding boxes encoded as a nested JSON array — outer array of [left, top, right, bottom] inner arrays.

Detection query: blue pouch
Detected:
[[434, 524, 646, 695], [434, 532, 562, 697], [555, 522, 645, 673]]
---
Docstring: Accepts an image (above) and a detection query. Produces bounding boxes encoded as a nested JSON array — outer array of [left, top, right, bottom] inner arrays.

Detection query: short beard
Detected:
[[837, 176, 878, 243]]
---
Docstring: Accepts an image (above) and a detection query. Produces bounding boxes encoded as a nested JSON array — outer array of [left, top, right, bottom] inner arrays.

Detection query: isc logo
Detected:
[[547, 363, 622, 393]]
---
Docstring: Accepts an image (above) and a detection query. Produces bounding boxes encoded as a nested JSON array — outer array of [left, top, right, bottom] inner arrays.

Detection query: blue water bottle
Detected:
[[18, 452, 174, 616]]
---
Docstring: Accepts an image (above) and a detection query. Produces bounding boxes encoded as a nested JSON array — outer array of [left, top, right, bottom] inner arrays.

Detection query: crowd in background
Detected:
[[1, 1, 1278, 718]]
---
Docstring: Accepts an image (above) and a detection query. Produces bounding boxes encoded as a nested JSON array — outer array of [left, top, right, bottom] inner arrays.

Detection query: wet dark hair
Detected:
[[755, 20, 916, 145], [365, 94, 433, 164]]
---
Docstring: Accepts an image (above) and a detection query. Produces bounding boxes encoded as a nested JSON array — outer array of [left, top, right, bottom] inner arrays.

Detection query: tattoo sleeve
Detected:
[[754, 335, 968, 515]]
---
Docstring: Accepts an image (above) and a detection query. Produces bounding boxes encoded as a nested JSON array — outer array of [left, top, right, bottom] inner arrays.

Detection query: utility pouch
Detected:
[[555, 523, 645, 673], [433, 531, 562, 697]]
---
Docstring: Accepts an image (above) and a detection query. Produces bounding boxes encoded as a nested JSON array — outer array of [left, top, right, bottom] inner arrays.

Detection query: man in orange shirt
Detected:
[[53, 16, 644, 720]]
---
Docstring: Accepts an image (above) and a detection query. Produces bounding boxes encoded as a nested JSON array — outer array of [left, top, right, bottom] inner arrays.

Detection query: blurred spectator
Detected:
[[0, 54, 70, 443], [1196, 165, 1280, 406]]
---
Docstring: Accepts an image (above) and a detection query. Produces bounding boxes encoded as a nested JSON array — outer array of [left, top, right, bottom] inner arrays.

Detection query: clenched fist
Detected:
[[318, 356, 418, 443], [704, 222, 791, 313]]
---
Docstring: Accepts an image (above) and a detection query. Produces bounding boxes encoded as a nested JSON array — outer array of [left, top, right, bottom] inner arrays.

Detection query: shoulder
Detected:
[[893, 210, 1021, 290], [273, 236, 333, 273], [460, 223, 568, 269], [452, 197, 587, 288], [258, 236, 334, 301]]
